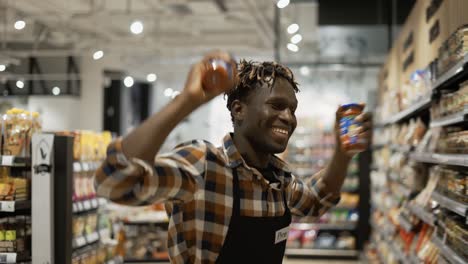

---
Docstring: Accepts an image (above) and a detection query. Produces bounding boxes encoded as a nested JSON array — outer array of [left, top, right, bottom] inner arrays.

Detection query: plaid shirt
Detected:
[[95, 133, 340, 263]]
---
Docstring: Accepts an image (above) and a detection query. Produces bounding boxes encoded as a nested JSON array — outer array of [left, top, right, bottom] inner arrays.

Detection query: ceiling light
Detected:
[[124, 76, 134, 87], [52, 86, 61, 95], [14, 20, 26, 30], [277, 0, 290, 9], [291, 34, 302, 44], [93, 50, 104, 60], [146, 73, 157, 82], [287, 43, 299, 52], [16, 80, 24, 89], [0, 65, 5, 72], [130, 21, 144, 35], [300, 66, 310, 76], [171, 91, 180, 99], [164, 88, 173, 97], [287, 24, 299, 34]]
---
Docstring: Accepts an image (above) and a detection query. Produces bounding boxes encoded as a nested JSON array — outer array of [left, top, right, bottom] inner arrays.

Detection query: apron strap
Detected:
[[232, 168, 240, 217]]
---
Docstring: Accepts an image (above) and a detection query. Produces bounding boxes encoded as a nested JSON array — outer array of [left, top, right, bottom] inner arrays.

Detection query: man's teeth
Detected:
[[273, 128, 288, 135]]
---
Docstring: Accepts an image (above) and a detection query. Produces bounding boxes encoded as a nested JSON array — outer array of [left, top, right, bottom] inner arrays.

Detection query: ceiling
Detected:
[[0, 0, 414, 76], [0, 0, 281, 62]]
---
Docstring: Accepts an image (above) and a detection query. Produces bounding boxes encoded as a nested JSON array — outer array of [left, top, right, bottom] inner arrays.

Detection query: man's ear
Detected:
[[231, 99, 246, 123]]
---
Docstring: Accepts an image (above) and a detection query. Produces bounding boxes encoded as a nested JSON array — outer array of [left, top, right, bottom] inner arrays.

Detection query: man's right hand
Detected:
[[181, 51, 236, 107]]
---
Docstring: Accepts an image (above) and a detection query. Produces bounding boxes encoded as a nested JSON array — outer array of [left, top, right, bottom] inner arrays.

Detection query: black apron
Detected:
[[216, 168, 292, 264]]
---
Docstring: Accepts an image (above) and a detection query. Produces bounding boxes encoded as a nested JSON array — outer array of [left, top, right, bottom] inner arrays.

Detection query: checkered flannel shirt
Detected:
[[95, 133, 341, 263]]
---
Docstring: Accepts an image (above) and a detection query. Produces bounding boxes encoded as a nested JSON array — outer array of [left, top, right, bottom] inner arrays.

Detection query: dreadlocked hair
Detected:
[[225, 59, 299, 122]]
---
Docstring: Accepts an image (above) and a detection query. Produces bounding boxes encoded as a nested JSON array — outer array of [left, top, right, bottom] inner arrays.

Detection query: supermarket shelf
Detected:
[[291, 222, 357, 231], [397, 214, 414, 232], [72, 231, 100, 249], [0, 252, 30, 263], [410, 152, 468, 167], [0, 200, 30, 213], [431, 191, 468, 218], [389, 243, 406, 264], [432, 54, 468, 91], [285, 248, 359, 257], [0, 156, 30, 167], [380, 92, 432, 125], [73, 198, 99, 214], [431, 234, 465, 264], [430, 106, 468, 128], [390, 144, 414, 153], [407, 203, 436, 226], [123, 220, 169, 227], [106, 257, 124, 264]]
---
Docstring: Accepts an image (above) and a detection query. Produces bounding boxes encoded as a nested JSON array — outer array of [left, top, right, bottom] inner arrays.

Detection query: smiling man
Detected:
[[95, 51, 372, 264]]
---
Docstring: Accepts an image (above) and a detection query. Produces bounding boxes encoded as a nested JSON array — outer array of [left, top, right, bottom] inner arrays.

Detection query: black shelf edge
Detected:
[[431, 234, 466, 264], [0, 252, 30, 263], [390, 145, 414, 153], [285, 249, 359, 257], [432, 54, 468, 91], [0, 156, 31, 167], [0, 200, 31, 213], [431, 191, 468, 218], [123, 220, 169, 226], [380, 92, 432, 126], [407, 203, 436, 226], [410, 152, 468, 167], [430, 106, 468, 128], [291, 222, 357, 231]]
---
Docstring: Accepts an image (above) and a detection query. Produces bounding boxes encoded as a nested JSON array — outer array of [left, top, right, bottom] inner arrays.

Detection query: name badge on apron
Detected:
[[274, 226, 290, 244]]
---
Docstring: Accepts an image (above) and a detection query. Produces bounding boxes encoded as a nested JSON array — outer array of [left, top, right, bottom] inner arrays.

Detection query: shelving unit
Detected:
[[285, 127, 370, 260], [409, 152, 468, 167], [406, 203, 436, 226], [431, 235, 466, 264], [371, 9, 468, 262], [431, 191, 468, 218], [430, 106, 468, 128]]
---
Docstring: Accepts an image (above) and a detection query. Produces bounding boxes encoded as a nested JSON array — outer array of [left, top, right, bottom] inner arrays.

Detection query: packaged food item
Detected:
[[202, 58, 237, 93], [339, 103, 366, 154], [301, 229, 317, 249], [2, 109, 30, 157]]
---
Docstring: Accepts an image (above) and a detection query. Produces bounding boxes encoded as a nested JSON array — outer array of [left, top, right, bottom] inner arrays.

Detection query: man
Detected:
[[95, 51, 372, 263]]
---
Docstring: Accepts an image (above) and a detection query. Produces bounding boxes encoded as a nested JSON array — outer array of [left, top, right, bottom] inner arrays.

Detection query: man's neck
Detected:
[[232, 133, 271, 168]]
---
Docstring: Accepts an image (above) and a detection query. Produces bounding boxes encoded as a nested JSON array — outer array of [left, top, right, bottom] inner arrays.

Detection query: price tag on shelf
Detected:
[[1, 156, 13, 166], [72, 203, 78, 213], [83, 200, 91, 210], [82, 162, 90, 172], [77, 202, 84, 212], [86, 232, 99, 243], [91, 199, 98, 208], [73, 162, 81, 172], [0, 252, 17, 263], [0, 201, 15, 212], [74, 236, 86, 248], [107, 260, 115, 264]]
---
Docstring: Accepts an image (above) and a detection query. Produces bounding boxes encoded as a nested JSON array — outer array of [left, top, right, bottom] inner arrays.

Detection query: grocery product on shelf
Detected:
[[438, 26, 468, 78], [2, 108, 42, 157]]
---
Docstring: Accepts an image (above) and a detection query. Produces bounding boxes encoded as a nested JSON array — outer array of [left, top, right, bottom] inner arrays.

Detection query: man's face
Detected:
[[239, 77, 298, 154]]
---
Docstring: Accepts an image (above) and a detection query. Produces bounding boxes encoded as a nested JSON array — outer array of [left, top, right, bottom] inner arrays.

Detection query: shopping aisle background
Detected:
[[7, 0, 468, 263]]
